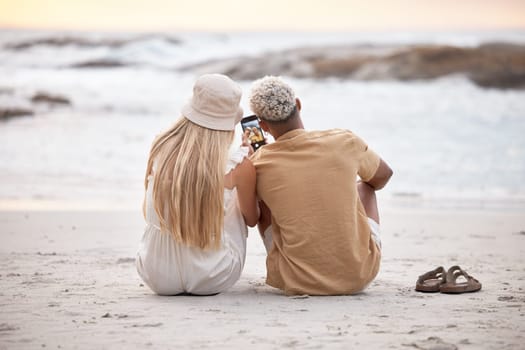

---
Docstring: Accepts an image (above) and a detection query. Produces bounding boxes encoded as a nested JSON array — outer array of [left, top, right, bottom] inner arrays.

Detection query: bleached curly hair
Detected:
[[249, 76, 296, 122]]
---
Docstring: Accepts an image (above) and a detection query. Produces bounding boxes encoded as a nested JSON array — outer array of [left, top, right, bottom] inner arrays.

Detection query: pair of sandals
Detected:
[[415, 265, 482, 293]]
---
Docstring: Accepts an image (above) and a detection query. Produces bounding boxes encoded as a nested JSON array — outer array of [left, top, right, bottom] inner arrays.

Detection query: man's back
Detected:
[[251, 128, 381, 295]]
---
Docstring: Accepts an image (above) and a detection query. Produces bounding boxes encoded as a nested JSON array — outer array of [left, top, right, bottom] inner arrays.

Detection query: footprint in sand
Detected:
[[404, 336, 458, 350], [0, 323, 20, 332], [116, 258, 135, 264], [129, 323, 163, 328]]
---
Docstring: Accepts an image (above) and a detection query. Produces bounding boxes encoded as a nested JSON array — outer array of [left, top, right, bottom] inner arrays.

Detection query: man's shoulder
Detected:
[[250, 129, 359, 164], [305, 128, 359, 143], [307, 128, 353, 137]]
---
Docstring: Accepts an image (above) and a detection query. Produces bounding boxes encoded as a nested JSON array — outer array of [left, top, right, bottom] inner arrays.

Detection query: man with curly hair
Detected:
[[249, 76, 393, 296]]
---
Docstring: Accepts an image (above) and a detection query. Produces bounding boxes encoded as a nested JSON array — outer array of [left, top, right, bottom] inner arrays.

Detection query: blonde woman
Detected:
[[136, 74, 259, 295]]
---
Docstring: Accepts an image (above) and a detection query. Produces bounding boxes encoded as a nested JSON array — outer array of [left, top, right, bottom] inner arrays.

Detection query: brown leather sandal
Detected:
[[415, 266, 446, 292], [439, 265, 482, 294]]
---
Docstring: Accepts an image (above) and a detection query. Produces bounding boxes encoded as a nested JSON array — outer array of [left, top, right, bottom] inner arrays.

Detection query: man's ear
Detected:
[[259, 119, 270, 132], [296, 98, 301, 111]]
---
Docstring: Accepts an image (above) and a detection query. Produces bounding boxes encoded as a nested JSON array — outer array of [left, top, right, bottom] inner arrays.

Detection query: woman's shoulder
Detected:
[[231, 154, 255, 185], [236, 156, 254, 171], [226, 146, 250, 173]]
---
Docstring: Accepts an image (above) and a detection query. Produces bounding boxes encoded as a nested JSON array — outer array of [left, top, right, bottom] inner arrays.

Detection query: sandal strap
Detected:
[[417, 266, 446, 284], [446, 265, 472, 284]]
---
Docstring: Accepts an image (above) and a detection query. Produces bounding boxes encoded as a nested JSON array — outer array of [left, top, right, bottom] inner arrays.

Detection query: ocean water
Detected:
[[1, 30, 525, 210]]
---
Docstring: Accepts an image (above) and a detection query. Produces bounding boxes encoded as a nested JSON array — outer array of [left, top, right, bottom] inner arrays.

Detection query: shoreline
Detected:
[[1, 194, 524, 212]]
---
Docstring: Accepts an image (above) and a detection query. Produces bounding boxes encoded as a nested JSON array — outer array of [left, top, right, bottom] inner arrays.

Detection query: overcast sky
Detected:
[[1, 0, 524, 31]]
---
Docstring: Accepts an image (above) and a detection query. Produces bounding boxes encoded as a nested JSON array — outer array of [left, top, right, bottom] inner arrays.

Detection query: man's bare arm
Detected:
[[364, 159, 393, 190]]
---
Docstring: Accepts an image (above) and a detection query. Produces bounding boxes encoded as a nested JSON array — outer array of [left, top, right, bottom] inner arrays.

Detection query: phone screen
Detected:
[[241, 115, 266, 151]]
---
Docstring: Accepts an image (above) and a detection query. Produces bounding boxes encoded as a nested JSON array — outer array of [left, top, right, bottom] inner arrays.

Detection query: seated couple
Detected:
[[136, 74, 393, 296]]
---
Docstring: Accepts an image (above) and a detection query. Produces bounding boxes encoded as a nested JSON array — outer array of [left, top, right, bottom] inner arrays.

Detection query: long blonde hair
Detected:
[[144, 117, 234, 250]]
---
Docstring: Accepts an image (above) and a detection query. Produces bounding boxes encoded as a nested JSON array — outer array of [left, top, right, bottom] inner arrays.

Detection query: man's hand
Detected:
[[242, 129, 255, 156], [257, 200, 272, 238]]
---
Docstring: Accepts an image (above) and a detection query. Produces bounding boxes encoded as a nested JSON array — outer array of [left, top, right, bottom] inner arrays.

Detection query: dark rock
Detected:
[[180, 42, 525, 90], [31, 92, 71, 105], [4, 35, 181, 51], [470, 71, 525, 89], [70, 59, 128, 68], [5, 37, 130, 50], [0, 107, 34, 120], [164, 37, 182, 45]]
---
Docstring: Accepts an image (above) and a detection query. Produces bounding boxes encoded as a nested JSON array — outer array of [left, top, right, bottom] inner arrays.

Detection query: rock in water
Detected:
[[70, 59, 128, 68], [180, 42, 525, 90], [31, 92, 71, 105], [0, 107, 34, 120]]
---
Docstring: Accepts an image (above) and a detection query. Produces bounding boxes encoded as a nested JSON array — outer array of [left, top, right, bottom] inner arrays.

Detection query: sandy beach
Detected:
[[1, 204, 523, 349], [0, 0, 525, 345], [1, 27, 525, 350]]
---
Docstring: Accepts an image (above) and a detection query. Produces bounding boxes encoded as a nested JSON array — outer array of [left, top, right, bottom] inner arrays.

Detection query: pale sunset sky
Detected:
[[0, 0, 524, 32]]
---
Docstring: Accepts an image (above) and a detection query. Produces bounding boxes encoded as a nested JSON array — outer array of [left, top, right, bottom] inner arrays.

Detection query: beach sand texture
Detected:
[[0, 208, 523, 349]]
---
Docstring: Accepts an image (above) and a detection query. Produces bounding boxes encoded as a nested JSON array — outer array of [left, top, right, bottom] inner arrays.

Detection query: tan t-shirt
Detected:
[[251, 129, 381, 295]]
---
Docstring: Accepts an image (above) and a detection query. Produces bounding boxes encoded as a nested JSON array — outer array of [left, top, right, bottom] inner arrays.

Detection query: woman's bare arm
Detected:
[[232, 157, 259, 227]]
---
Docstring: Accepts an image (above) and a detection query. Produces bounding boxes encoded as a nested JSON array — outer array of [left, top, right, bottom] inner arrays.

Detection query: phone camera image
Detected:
[[241, 115, 266, 151]]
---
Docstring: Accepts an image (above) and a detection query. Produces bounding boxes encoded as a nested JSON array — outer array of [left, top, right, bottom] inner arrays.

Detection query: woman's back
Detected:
[[136, 74, 258, 296], [137, 146, 250, 295]]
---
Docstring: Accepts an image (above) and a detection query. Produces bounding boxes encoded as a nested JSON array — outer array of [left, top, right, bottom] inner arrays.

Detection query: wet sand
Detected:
[[0, 207, 524, 349]]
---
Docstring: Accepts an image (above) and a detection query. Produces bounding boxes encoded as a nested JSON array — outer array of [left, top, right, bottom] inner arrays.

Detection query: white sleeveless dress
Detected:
[[136, 146, 249, 295]]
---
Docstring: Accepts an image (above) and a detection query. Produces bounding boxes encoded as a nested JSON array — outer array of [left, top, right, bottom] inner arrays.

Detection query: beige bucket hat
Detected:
[[182, 74, 243, 131]]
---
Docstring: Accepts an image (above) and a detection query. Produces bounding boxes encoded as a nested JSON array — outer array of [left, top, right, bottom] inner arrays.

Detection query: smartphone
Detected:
[[241, 115, 266, 151]]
